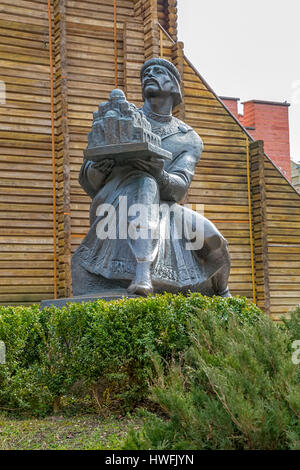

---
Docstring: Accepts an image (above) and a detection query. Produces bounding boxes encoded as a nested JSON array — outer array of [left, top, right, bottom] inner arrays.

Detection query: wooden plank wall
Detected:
[[250, 141, 271, 314], [0, 0, 55, 304], [136, 0, 160, 59], [157, 0, 177, 41], [157, 0, 167, 31], [54, 0, 71, 298], [123, 19, 144, 107], [264, 155, 300, 320], [64, 0, 135, 268], [250, 140, 300, 320], [0, 0, 299, 319]]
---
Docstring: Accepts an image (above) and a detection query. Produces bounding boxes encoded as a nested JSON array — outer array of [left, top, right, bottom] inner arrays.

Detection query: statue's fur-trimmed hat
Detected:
[[140, 58, 182, 108]]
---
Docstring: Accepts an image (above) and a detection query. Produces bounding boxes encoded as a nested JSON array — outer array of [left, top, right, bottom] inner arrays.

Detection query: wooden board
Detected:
[[0, 2, 55, 303]]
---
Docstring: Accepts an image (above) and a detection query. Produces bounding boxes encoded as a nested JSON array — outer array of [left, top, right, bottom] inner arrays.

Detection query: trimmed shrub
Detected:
[[0, 294, 260, 415], [0, 305, 48, 412], [283, 305, 300, 342], [124, 306, 300, 450]]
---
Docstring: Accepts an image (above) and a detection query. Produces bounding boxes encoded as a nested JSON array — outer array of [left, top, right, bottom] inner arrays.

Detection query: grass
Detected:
[[0, 412, 143, 450]]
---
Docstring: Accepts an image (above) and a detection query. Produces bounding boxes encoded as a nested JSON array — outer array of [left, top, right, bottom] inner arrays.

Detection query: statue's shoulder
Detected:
[[171, 116, 193, 134], [147, 115, 196, 140], [174, 116, 204, 156]]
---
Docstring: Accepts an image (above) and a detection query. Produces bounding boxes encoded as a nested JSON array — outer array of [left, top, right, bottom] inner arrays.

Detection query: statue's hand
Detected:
[[132, 157, 164, 179], [92, 159, 115, 175], [86, 159, 115, 191]]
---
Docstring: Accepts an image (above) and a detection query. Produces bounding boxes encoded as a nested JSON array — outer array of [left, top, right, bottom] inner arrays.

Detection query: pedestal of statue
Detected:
[[40, 289, 138, 309]]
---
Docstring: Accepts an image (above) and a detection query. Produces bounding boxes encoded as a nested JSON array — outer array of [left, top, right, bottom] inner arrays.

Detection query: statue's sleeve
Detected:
[[157, 131, 203, 202], [78, 160, 105, 199]]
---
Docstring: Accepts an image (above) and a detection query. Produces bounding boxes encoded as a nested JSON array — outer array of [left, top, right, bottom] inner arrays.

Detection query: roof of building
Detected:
[[219, 96, 240, 101], [242, 99, 290, 107]]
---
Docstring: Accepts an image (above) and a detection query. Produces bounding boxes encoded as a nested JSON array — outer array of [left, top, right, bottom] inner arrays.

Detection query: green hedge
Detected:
[[0, 294, 261, 415], [124, 304, 300, 450]]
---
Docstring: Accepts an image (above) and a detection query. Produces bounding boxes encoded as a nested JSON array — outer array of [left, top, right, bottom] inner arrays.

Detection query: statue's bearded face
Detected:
[[142, 65, 174, 98]]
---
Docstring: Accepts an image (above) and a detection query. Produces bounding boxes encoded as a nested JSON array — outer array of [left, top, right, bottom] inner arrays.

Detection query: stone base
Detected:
[[40, 289, 138, 309]]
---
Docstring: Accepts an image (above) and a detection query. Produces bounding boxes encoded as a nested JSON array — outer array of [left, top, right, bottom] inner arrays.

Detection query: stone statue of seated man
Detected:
[[71, 58, 231, 297]]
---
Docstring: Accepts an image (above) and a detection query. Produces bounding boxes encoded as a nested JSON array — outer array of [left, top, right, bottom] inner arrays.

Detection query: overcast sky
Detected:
[[178, 0, 300, 162]]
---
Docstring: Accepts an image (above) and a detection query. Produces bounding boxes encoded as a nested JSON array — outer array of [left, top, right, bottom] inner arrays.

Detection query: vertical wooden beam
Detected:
[[171, 40, 185, 120], [123, 19, 144, 106], [246, 137, 256, 304], [139, 0, 160, 60], [167, 0, 178, 41], [250, 140, 271, 314], [54, 0, 72, 298], [113, 0, 118, 88], [47, 0, 57, 299], [156, 1, 178, 41], [159, 26, 164, 57], [134, 0, 142, 17]]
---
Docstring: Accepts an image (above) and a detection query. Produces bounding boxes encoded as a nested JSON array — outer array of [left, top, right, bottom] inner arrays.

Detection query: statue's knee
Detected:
[[206, 233, 222, 251], [133, 174, 158, 201], [141, 174, 158, 193], [204, 234, 230, 259]]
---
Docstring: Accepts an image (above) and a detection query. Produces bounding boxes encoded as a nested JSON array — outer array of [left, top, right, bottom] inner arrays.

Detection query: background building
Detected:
[[292, 161, 300, 191], [221, 97, 291, 180]]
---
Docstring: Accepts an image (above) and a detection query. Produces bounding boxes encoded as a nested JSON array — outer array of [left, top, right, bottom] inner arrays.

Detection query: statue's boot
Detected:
[[218, 287, 232, 298], [210, 249, 232, 297], [209, 260, 232, 298], [199, 226, 232, 298], [127, 261, 153, 296]]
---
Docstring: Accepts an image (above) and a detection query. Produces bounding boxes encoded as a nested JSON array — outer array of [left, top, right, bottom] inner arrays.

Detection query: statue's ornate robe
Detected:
[[72, 114, 230, 295]]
